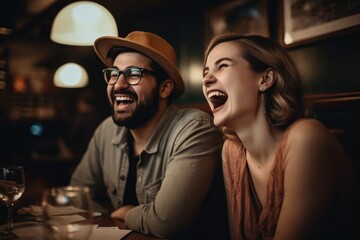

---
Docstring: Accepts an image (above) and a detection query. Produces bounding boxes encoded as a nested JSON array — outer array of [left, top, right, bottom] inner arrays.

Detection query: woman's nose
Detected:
[[202, 73, 216, 87]]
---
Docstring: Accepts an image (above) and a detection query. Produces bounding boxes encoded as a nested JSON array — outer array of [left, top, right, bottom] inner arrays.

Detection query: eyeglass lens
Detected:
[[104, 68, 143, 85]]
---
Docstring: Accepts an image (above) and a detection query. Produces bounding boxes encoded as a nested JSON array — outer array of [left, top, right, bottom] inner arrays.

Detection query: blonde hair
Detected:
[[204, 33, 306, 132]]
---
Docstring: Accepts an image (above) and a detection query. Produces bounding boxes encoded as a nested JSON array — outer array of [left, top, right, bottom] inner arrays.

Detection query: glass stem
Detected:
[[5, 203, 14, 232]]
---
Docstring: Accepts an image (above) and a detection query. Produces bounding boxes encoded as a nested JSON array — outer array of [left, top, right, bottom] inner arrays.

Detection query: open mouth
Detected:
[[115, 95, 135, 105], [112, 94, 137, 112], [208, 91, 228, 110]]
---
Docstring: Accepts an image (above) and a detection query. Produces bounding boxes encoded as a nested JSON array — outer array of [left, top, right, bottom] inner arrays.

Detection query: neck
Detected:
[[235, 115, 284, 165], [130, 101, 168, 156]]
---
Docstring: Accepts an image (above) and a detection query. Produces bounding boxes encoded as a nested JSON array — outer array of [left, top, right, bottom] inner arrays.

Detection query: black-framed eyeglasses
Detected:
[[102, 67, 156, 85]]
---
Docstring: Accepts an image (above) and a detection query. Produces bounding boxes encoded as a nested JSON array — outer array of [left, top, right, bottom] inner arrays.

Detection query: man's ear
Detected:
[[159, 79, 174, 99], [259, 68, 277, 92]]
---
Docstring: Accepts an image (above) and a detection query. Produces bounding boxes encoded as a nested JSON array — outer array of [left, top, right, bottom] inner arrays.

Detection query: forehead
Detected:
[[113, 52, 152, 68], [206, 41, 242, 63]]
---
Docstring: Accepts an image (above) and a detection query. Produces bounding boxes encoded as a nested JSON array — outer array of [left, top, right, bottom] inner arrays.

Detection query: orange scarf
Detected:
[[222, 134, 287, 240]]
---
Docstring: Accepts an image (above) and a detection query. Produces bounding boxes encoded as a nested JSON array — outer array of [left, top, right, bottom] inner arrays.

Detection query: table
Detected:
[[0, 201, 169, 240], [3, 210, 167, 240], [93, 216, 168, 240], [6, 168, 168, 239], [0, 174, 171, 240]]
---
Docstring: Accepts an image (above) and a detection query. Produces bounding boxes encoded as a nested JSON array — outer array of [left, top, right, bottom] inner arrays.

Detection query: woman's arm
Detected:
[[274, 119, 339, 240]]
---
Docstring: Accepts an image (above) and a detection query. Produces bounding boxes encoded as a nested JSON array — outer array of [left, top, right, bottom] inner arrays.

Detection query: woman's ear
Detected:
[[259, 68, 277, 92], [159, 79, 174, 99]]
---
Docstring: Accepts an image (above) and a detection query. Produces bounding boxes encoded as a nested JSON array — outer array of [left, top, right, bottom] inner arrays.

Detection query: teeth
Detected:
[[116, 96, 133, 102], [208, 91, 226, 98]]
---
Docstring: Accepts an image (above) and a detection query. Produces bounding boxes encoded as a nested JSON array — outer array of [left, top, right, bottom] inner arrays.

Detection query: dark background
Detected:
[[0, 0, 359, 223]]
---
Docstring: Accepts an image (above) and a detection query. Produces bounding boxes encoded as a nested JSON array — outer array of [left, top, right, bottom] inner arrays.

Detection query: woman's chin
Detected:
[[212, 105, 228, 126], [213, 115, 226, 128]]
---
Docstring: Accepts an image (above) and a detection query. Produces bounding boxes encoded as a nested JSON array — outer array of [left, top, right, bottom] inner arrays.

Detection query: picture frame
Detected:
[[205, 0, 269, 46], [282, 0, 360, 47]]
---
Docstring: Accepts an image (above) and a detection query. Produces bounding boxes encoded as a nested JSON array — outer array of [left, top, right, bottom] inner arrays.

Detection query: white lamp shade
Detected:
[[50, 1, 118, 46], [54, 63, 89, 88]]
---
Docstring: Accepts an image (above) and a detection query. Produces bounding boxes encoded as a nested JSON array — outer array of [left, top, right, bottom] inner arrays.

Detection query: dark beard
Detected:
[[111, 85, 160, 129]]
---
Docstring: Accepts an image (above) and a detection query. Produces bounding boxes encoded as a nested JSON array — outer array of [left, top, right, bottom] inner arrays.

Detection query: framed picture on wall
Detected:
[[282, 0, 360, 46], [205, 0, 269, 46]]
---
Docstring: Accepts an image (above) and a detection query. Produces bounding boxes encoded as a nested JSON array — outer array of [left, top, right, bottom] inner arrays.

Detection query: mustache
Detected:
[[112, 89, 138, 99]]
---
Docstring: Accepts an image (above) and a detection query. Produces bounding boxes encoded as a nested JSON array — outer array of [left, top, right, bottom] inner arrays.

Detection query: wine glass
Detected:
[[0, 165, 25, 239], [41, 186, 93, 240]]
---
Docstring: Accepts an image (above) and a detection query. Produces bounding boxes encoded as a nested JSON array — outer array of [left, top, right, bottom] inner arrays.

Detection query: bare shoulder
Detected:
[[285, 119, 338, 152], [287, 119, 331, 142], [283, 118, 341, 171], [276, 119, 360, 239]]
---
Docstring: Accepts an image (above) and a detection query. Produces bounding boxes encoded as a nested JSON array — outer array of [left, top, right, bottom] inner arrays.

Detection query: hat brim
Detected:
[[94, 36, 184, 99]]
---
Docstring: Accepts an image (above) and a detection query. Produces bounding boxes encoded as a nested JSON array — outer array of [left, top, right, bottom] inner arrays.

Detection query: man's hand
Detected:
[[110, 205, 135, 221]]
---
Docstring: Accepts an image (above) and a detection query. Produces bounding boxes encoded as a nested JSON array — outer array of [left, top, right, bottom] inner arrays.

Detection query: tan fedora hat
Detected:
[[94, 31, 184, 99]]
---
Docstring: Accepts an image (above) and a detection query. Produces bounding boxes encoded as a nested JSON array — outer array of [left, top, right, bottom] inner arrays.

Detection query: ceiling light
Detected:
[[54, 63, 88, 88], [50, 1, 118, 46]]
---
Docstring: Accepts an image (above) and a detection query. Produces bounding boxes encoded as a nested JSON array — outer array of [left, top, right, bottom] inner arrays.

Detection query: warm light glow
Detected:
[[54, 63, 88, 88], [188, 61, 203, 88], [50, 1, 118, 46], [284, 32, 293, 45]]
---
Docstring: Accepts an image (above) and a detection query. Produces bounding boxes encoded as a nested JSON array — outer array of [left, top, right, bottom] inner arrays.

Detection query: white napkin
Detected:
[[90, 226, 132, 240]]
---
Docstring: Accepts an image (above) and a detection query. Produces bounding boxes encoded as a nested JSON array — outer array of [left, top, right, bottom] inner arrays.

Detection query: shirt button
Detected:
[[120, 175, 126, 181]]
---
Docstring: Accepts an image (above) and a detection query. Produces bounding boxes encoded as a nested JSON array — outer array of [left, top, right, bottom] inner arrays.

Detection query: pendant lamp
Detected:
[[54, 63, 88, 88], [50, 1, 118, 46]]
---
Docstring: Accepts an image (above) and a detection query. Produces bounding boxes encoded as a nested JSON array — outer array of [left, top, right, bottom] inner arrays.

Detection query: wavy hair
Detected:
[[204, 33, 307, 134]]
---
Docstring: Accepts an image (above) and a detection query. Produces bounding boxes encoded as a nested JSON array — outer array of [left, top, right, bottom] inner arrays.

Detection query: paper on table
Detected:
[[11, 221, 44, 240], [47, 214, 86, 224], [10, 223, 132, 240], [19, 204, 102, 217], [90, 226, 132, 240]]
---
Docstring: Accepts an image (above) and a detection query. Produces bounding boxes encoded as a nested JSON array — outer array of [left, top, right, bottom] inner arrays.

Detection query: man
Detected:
[[70, 31, 228, 239]]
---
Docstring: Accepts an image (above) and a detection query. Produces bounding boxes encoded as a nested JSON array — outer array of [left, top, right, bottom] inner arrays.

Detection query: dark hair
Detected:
[[204, 33, 307, 130]]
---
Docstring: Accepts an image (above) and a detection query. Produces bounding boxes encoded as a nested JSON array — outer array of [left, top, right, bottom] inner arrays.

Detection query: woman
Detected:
[[202, 33, 360, 240]]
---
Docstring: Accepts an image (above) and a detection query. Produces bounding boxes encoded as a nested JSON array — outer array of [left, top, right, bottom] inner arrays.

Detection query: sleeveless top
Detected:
[[222, 120, 360, 239], [223, 136, 286, 240]]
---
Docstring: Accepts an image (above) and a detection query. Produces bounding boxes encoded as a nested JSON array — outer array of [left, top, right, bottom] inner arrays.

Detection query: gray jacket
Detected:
[[70, 104, 229, 238]]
